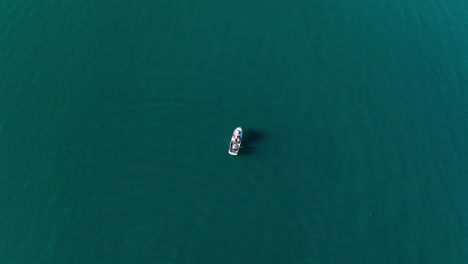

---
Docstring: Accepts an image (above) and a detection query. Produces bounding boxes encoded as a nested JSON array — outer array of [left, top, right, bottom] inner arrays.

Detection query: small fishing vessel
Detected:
[[228, 127, 242, 155]]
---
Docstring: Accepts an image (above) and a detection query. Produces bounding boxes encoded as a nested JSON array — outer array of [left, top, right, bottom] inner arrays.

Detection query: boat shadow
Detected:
[[241, 129, 265, 155]]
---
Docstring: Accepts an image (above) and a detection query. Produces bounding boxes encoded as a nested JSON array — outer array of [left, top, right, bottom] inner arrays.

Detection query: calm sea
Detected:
[[0, 0, 466, 263]]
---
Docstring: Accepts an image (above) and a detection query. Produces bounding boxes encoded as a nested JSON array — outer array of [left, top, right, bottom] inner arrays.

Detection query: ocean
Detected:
[[0, 0, 466, 263]]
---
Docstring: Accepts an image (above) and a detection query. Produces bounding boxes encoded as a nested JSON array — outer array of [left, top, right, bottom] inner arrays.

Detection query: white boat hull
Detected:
[[228, 127, 242, 155]]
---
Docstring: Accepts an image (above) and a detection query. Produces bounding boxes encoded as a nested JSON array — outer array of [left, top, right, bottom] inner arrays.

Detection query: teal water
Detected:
[[0, 1, 466, 263]]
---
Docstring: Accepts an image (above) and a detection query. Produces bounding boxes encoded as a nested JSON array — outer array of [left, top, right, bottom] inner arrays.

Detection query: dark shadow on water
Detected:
[[240, 129, 265, 156]]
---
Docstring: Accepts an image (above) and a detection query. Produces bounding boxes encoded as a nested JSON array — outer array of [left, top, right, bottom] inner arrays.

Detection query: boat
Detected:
[[228, 127, 243, 155]]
